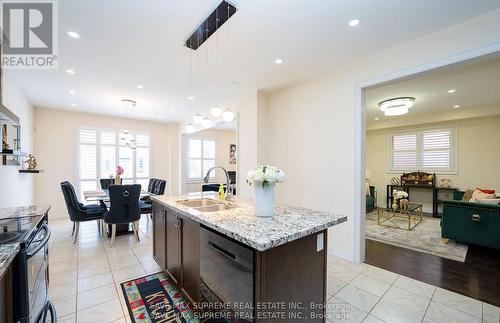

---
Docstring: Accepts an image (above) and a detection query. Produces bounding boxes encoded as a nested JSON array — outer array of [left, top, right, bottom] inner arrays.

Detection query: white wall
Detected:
[[264, 9, 500, 260], [0, 73, 34, 208], [33, 107, 178, 219], [183, 128, 236, 193], [367, 115, 500, 212]]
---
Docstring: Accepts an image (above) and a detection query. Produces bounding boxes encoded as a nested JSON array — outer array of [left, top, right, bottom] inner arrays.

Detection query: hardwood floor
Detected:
[[365, 239, 500, 307]]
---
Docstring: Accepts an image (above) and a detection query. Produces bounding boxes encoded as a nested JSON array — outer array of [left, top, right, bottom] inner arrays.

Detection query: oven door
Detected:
[[26, 224, 51, 322]]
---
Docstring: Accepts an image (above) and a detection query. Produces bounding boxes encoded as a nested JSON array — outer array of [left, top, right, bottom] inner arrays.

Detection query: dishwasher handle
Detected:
[[208, 240, 237, 261]]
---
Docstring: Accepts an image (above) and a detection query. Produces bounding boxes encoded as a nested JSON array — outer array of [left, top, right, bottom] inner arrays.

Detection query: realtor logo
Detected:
[[1, 0, 58, 68]]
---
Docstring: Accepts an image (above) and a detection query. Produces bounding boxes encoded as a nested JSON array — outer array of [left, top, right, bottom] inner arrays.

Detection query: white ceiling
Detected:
[[8, 0, 500, 124], [365, 53, 500, 124]]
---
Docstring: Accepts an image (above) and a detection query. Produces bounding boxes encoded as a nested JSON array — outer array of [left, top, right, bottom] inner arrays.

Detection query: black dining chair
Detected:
[[104, 184, 141, 247], [100, 178, 122, 189], [60, 181, 107, 243], [140, 179, 166, 215]]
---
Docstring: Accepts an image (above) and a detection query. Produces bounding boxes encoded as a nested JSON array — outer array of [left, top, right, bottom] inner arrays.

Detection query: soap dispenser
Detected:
[[218, 184, 225, 201]]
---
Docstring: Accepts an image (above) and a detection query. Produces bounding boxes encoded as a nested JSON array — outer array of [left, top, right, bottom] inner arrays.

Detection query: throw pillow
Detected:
[[461, 190, 474, 202], [476, 188, 496, 194], [477, 198, 500, 205], [470, 189, 496, 202]]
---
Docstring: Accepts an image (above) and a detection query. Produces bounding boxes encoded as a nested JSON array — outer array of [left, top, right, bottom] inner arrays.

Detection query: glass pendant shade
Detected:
[[222, 108, 235, 122], [193, 113, 204, 124], [202, 117, 212, 128], [186, 123, 195, 133], [211, 105, 223, 118]]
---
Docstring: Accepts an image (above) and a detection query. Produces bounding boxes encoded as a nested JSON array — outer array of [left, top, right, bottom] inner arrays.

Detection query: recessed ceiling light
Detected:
[[447, 89, 456, 93], [69, 90, 76, 94], [65, 69, 75, 74], [67, 31, 80, 39], [187, 96, 195, 101], [349, 19, 360, 27], [70, 103, 76, 107], [157, 116, 164, 119], [453, 105, 461, 108], [274, 58, 283, 64], [136, 85, 144, 89], [374, 117, 380, 121]]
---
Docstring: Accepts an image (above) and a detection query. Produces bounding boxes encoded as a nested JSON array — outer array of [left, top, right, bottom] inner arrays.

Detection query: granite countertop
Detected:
[[152, 193, 347, 251], [0, 243, 20, 279], [0, 205, 51, 221]]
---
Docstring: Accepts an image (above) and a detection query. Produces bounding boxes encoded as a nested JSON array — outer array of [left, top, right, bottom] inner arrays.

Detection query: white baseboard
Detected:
[[328, 248, 353, 262]]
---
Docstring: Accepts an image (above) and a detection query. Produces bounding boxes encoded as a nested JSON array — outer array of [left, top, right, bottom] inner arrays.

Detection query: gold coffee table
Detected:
[[377, 203, 423, 230]]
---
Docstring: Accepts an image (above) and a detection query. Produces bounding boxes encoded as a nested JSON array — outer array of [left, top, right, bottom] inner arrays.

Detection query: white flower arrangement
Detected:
[[393, 190, 409, 199], [246, 165, 285, 187]]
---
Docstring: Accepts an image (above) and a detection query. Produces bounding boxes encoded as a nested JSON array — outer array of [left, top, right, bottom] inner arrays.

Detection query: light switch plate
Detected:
[[317, 233, 324, 252]]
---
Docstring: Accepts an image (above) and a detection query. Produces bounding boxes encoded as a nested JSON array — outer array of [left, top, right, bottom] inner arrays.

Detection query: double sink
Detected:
[[176, 198, 238, 212]]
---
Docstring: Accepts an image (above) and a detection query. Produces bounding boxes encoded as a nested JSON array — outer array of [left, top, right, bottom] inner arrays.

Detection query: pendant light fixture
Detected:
[[193, 34, 203, 124], [202, 24, 212, 129], [222, 108, 235, 121], [186, 39, 196, 133], [221, 3, 235, 122], [211, 7, 223, 118]]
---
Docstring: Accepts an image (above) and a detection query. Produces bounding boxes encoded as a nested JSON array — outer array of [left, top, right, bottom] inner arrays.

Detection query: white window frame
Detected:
[[77, 128, 151, 197], [388, 125, 458, 174], [186, 137, 216, 183]]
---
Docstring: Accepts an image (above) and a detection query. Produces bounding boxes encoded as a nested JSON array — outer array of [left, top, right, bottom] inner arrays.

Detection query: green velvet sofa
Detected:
[[366, 186, 376, 213], [442, 191, 500, 250]]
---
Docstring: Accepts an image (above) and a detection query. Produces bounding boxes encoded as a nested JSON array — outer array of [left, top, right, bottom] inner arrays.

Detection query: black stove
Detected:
[[0, 210, 56, 323]]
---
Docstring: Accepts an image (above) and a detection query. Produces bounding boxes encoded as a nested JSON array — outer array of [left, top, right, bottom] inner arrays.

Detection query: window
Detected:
[[188, 138, 215, 181], [78, 128, 151, 198], [390, 127, 456, 173]]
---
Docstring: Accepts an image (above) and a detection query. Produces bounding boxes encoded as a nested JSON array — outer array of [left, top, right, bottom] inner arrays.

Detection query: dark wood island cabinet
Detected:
[[151, 195, 347, 322]]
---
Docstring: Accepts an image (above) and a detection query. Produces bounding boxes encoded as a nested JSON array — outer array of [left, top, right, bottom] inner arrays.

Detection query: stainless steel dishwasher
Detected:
[[199, 225, 254, 322]]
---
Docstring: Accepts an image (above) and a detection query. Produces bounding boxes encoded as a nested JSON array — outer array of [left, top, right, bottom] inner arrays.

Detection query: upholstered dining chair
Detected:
[[100, 178, 122, 189], [60, 181, 107, 243], [140, 179, 166, 215], [104, 184, 141, 247]]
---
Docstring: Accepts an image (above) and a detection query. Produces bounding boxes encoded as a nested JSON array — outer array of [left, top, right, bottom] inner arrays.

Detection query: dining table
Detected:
[[82, 189, 153, 237]]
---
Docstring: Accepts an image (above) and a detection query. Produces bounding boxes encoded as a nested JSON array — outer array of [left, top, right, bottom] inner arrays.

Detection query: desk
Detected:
[[386, 185, 458, 218]]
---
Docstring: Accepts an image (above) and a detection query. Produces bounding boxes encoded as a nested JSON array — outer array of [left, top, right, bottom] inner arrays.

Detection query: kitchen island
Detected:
[[151, 193, 347, 322]]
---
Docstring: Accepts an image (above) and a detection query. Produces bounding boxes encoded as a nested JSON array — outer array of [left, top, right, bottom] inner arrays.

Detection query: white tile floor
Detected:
[[47, 217, 500, 323]]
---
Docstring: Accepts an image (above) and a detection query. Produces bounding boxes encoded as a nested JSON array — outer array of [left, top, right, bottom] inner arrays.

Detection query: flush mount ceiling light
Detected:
[[374, 117, 380, 121], [349, 19, 360, 27], [453, 105, 461, 108], [65, 69, 75, 74], [378, 97, 415, 116], [70, 103, 76, 107], [211, 105, 222, 118], [69, 90, 76, 94], [275, 58, 283, 64], [187, 96, 194, 101], [67, 31, 80, 39], [447, 89, 456, 93], [136, 85, 144, 89]]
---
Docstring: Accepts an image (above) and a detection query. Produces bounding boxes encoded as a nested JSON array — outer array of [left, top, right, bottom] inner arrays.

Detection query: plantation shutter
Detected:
[[390, 128, 455, 172], [391, 134, 417, 169]]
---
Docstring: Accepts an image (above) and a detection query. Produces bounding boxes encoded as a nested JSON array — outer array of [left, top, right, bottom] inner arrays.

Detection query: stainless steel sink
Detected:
[[176, 198, 221, 208], [195, 203, 238, 212]]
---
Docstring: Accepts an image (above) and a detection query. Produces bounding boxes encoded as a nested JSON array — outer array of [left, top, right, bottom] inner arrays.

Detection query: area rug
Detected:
[[365, 211, 468, 262], [121, 272, 198, 322]]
